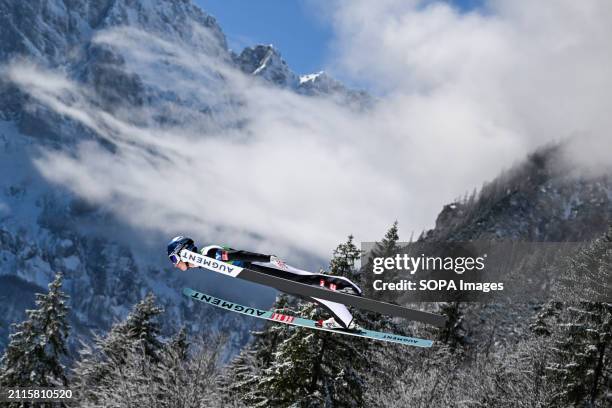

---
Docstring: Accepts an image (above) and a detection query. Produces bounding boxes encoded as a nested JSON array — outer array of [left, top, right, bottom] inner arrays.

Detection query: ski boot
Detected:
[[316, 318, 362, 332]]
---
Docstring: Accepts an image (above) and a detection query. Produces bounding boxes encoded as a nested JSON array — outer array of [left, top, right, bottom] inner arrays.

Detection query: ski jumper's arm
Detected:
[[219, 249, 271, 263], [200, 245, 271, 264]]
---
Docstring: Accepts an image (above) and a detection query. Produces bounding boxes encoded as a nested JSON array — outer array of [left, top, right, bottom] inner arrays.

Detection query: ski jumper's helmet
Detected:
[[167, 236, 197, 265]]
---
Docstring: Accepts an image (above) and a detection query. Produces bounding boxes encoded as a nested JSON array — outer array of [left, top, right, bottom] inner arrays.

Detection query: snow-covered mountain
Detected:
[[234, 44, 298, 88], [0, 0, 368, 354], [234, 44, 372, 108]]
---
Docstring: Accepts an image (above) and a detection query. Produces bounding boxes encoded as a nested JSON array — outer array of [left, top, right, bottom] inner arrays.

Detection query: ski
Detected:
[[178, 249, 446, 327], [183, 287, 433, 347]]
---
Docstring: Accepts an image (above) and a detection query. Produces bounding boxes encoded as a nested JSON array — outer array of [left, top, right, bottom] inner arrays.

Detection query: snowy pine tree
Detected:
[[257, 303, 367, 407], [0, 272, 70, 388], [546, 302, 611, 406], [154, 335, 224, 408], [356, 221, 406, 349], [377, 221, 399, 255], [544, 226, 612, 406], [166, 326, 190, 361], [530, 301, 562, 337], [218, 348, 260, 407], [220, 293, 296, 407], [558, 225, 612, 302], [73, 293, 165, 402], [73, 294, 229, 407], [437, 301, 467, 349], [78, 337, 224, 408], [113, 292, 164, 360], [363, 222, 399, 298], [252, 293, 296, 368], [329, 235, 362, 279]]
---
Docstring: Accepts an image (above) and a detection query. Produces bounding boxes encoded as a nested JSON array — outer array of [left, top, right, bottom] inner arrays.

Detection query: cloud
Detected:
[[5, 1, 612, 263], [4, 28, 407, 261], [324, 0, 612, 173]]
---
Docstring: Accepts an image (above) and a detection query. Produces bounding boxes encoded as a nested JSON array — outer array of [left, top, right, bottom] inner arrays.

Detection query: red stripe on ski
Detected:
[[272, 313, 295, 323]]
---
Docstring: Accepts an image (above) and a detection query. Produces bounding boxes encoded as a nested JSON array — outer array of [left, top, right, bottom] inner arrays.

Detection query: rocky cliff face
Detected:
[[0, 0, 226, 63], [0, 0, 367, 354], [234, 44, 372, 108], [425, 146, 612, 243], [234, 45, 298, 88]]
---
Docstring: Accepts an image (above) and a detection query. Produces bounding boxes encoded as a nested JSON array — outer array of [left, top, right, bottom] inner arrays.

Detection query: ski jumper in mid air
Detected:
[[167, 236, 362, 329]]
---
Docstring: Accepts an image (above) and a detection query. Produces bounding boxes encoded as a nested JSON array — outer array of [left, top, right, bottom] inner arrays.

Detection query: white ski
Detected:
[[184, 287, 433, 347]]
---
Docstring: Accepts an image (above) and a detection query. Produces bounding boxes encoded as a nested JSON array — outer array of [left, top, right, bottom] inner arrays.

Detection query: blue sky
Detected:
[[196, 0, 485, 76]]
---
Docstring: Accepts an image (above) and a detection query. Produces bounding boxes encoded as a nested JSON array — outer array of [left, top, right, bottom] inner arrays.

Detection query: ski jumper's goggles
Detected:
[[168, 253, 181, 265], [167, 236, 198, 266], [168, 243, 197, 265]]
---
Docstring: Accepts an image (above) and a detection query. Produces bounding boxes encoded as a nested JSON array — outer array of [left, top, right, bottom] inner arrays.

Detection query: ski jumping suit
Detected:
[[200, 245, 361, 328]]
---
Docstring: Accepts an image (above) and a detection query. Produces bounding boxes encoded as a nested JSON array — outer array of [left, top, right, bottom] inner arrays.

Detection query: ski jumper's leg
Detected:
[[247, 259, 358, 327], [281, 264, 362, 295], [312, 297, 354, 328], [214, 247, 360, 296], [250, 261, 362, 295]]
